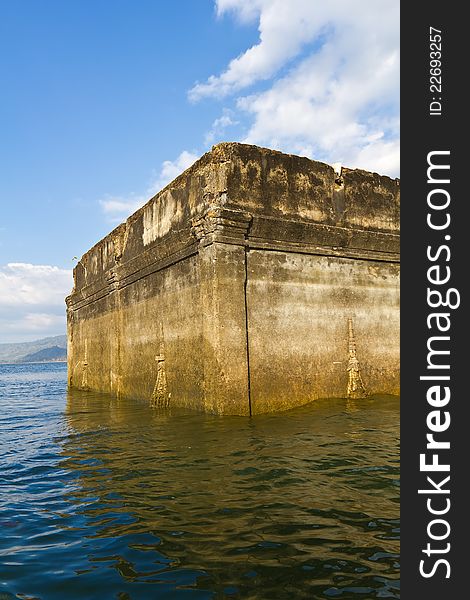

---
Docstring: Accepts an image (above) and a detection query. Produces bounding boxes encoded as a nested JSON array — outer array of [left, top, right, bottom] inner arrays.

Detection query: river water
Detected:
[[0, 363, 399, 599]]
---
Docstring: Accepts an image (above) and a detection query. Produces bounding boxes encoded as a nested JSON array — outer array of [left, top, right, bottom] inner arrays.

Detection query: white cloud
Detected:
[[22, 312, 66, 331], [156, 150, 199, 189], [100, 150, 199, 222], [190, 0, 399, 176], [189, 0, 323, 101], [204, 109, 239, 145], [100, 195, 144, 222], [0, 263, 73, 307], [0, 263, 73, 343]]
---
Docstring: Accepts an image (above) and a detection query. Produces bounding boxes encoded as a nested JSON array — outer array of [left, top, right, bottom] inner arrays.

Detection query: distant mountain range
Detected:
[[0, 335, 67, 363], [16, 345, 67, 363]]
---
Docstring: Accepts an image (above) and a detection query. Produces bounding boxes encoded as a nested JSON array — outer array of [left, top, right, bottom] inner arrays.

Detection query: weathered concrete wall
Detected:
[[246, 251, 399, 413], [67, 143, 399, 415]]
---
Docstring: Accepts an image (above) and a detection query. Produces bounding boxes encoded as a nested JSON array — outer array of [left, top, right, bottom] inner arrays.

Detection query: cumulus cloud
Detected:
[[204, 109, 239, 145], [0, 263, 73, 343], [190, 0, 399, 176], [156, 151, 199, 188], [189, 0, 323, 101], [100, 150, 199, 221]]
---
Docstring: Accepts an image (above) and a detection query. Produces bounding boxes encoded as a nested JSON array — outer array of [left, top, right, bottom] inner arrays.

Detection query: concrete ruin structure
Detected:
[[66, 143, 400, 415]]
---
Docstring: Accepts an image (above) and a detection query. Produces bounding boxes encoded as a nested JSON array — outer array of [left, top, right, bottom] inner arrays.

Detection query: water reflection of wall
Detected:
[[61, 388, 400, 597]]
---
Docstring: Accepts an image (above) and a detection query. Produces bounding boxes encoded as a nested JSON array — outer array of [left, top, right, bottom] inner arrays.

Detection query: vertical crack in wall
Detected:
[[151, 322, 170, 407], [115, 281, 123, 399], [244, 246, 252, 417], [347, 317, 367, 399]]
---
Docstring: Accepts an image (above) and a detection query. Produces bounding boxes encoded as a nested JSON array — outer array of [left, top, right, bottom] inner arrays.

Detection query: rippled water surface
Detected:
[[0, 363, 399, 599]]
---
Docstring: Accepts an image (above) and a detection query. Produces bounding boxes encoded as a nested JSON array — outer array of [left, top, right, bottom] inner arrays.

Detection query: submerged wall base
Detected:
[[67, 143, 400, 415]]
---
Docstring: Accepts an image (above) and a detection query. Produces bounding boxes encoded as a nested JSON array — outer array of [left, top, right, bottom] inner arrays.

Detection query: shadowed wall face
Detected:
[[67, 143, 400, 415]]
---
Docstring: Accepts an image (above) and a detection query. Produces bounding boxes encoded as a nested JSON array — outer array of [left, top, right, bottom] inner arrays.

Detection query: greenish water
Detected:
[[0, 363, 399, 599]]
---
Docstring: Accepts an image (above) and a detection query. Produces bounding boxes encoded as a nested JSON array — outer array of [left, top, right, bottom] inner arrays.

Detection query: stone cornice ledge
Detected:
[[67, 206, 399, 310]]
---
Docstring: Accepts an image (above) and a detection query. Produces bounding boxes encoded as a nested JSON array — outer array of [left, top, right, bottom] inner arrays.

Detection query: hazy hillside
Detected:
[[16, 346, 67, 363], [0, 335, 67, 363]]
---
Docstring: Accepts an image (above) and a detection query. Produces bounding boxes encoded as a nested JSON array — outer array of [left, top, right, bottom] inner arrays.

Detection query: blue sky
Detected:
[[0, 0, 399, 343]]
